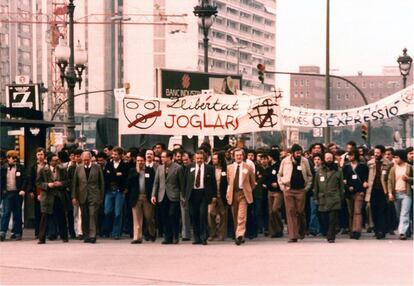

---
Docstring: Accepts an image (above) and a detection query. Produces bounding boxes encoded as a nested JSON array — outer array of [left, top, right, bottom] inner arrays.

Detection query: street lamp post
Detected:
[[397, 48, 412, 148], [193, 0, 217, 73], [193, 0, 217, 144], [54, 0, 87, 146]]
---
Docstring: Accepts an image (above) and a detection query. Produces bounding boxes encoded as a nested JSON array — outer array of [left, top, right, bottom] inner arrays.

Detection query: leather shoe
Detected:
[[0, 235, 5, 242], [202, 240, 208, 245], [288, 239, 298, 243], [173, 238, 179, 244], [131, 240, 142, 244], [62, 239, 69, 243], [235, 236, 243, 246], [37, 240, 46, 244], [181, 238, 191, 241], [328, 239, 335, 243], [192, 240, 202, 245], [162, 240, 172, 245]]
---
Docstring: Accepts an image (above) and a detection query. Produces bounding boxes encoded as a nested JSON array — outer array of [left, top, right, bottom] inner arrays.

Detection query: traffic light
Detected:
[[361, 123, 368, 141], [257, 64, 266, 84]]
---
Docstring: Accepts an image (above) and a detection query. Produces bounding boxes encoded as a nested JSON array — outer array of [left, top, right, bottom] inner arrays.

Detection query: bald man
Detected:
[[72, 152, 104, 243]]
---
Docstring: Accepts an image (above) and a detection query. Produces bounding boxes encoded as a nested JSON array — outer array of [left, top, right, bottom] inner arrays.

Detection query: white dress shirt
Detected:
[[194, 163, 205, 189]]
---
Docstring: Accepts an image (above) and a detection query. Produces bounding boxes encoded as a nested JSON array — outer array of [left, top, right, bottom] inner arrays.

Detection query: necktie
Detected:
[[233, 165, 240, 192], [195, 164, 201, 188]]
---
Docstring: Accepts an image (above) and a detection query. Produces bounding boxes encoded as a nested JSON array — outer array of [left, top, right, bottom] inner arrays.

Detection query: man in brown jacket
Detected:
[[226, 148, 256, 245], [278, 144, 312, 242]]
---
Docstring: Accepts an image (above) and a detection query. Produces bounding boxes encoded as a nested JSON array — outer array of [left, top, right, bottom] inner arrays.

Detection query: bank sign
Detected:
[[6, 84, 40, 110], [157, 69, 242, 98]]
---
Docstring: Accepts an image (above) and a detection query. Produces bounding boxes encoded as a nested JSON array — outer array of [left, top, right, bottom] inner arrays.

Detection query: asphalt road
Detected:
[[0, 231, 412, 285]]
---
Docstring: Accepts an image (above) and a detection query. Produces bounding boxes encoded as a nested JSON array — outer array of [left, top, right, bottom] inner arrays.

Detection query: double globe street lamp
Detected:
[[54, 0, 87, 146], [193, 0, 217, 73], [397, 48, 412, 148]]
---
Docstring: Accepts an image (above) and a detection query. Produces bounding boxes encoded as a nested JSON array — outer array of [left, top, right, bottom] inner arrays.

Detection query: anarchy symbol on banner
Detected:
[[248, 98, 279, 128]]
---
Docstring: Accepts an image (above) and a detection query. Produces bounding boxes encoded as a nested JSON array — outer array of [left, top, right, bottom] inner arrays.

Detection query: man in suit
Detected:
[[151, 150, 184, 244], [184, 150, 216, 245], [36, 153, 69, 244], [102, 147, 129, 239], [127, 153, 156, 243], [72, 151, 105, 243], [0, 150, 27, 241], [28, 147, 46, 239], [67, 149, 83, 239], [208, 151, 228, 241], [226, 148, 256, 245]]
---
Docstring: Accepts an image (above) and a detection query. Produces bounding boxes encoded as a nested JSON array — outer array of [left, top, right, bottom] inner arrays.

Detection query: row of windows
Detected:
[[209, 30, 275, 55], [333, 81, 400, 89], [335, 93, 384, 101], [214, 17, 275, 41], [213, 1, 276, 27], [294, 79, 310, 87], [294, 79, 402, 89]]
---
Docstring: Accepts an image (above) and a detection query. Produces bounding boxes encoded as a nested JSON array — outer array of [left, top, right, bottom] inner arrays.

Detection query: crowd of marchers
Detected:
[[0, 140, 412, 245]]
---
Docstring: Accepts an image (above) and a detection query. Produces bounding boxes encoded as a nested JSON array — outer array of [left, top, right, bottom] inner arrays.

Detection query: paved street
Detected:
[[0, 231, 412, 285]]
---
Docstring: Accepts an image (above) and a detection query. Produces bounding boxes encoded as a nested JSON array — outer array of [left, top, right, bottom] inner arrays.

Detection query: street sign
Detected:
[[157, 68, 242, 98], [6, 84, 40, 110], [114, 87, 126, 101], [313, 127, 323, 137], [15, 75, 30, 85]]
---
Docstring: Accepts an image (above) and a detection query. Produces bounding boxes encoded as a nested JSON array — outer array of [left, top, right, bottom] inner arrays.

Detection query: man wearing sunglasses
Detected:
[[0, 150, 27, 241]]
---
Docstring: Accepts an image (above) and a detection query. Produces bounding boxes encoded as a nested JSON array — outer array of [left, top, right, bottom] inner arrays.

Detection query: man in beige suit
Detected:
[[226, 148, 256, 245]]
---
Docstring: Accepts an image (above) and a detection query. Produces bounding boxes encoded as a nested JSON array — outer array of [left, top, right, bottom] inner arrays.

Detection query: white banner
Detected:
[[119, 90, 283, 136], [282, 85, 413, 128], [118, 85, 413, 136]]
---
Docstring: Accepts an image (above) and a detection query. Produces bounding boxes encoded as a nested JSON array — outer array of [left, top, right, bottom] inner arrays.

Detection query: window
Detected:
[[300, 80, 304, 86], [370, 93, 376, 100], [306, 91, 310, 97], [306, 80, 310, 87], [370, 82, 375, 88], [253, 15, 263, 24], [362, 81, 366, 88], [294, 92, 298, 98], [345, 82, 349, 88], [345, 93, 349, 100], [240, 12, 251, 20], [294, 80, 298, 87], [337, 82, 341, 88], [240, 24, 250, 33], [252, 29, 263, 37], [227, 20, 237, 29], [337, 93, 341, 100], [264, 19, 274, 26], [300, 92, 304, 98], [378, 81, 383, 88], [227, 7, 238, 16]]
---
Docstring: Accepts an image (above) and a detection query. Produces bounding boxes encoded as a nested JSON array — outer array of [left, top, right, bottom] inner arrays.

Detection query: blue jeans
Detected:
[[394, 192, 412, 236], [309, 198, 320, 234], [104, 191, 125, 237], [0, 192, 23, 236]]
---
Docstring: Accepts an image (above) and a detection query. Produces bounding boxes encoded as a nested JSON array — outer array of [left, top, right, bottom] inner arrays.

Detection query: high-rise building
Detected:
[[0, 0, 44, 105], [205, 0, 276, 94]]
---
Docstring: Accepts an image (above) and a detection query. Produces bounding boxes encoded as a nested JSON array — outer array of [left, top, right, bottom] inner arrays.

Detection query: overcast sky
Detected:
[[276, 0, 414, 76]]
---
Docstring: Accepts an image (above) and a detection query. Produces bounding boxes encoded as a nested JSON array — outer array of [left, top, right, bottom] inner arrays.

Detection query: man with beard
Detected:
[[313, 152, 344, 243], [365, 145, 392, 239], [278, 144, 312, 243]]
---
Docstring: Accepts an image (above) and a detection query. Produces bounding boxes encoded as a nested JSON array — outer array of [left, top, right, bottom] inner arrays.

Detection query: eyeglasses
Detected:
[[9, 156, 18, 160]]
